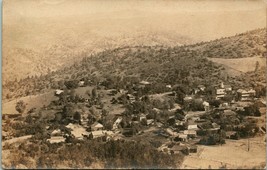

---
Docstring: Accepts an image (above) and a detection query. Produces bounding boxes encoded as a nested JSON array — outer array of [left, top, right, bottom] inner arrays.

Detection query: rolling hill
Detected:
[[2, 28, 266, 101], [3, 3, 266, 83]]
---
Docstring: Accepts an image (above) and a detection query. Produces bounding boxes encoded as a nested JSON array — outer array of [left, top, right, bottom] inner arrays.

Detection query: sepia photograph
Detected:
[[2, 0, 267, 169]]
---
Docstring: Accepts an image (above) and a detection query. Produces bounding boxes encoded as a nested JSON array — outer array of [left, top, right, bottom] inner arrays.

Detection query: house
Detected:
[[55, 89, 64, 96], [118, 89, 127, 94], [188, 125, 199, 131], [215, 82, 232, 99], [215, 88, 226, 99], [122, 128, 136, 137], [78, 80, 85, 87], [175, 121, 185, 126], [169, 103, 182, 113], [184, 130, 197, 138], [91, 122, 104, 131], [66, 123, 89, 140], [139, 80, 151, 85], [224, 85, 232, 91], [90, 130, 114, 139], [48, 128, 65, 143], [184, 95, 193, 102], [202, 101, 210, 111], [237, 89, 256, 101], [166, 85, 172, 89], [192, 88, 200, 94], [139, 114, 147, 125], [147, 119, 154, 125], [220, 102, 230, 108], [113, 117, 123, 130], [170, 145, 189, 155], [176, 134, 188, 142], [198, 85, 206, 91], [51, 129, 62, 136], [188, 145, 198, 153], [47, 136, 65, 144], [90, 130, 106, 139], [166, 128, 178, 136], [127, 94, 136, 103], [139, 113, 146, 121]]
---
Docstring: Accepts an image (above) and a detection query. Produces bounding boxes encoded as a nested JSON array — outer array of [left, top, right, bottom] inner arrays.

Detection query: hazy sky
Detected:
[[4, 0, 266, 17], [3, 0, 266, 43]]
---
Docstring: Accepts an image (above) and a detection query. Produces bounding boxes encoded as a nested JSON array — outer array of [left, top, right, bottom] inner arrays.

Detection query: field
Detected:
[[181, 136, 266, 169], [209, 56, 266, 74], [2, 90, 56, 115]]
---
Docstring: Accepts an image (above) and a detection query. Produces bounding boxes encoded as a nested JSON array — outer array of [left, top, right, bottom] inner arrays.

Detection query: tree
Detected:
[[64, 80, 79, 89], [254, 61, 259, 72], [91, 88, 98, 99], [73, 112, 81, 123], [15, 100, 26, 114], [62, 104, 75, 119]]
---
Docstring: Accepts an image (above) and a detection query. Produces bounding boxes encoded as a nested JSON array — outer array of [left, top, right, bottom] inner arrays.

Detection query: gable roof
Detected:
[[92, 122, 104, 128]]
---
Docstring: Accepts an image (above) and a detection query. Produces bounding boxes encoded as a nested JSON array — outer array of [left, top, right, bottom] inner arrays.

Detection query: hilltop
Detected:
[[189, 28, 266, 58], [3, 28, 266, 100]]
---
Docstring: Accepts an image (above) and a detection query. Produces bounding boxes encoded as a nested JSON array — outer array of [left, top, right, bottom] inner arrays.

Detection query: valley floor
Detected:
[[181, 136, 266, 169]]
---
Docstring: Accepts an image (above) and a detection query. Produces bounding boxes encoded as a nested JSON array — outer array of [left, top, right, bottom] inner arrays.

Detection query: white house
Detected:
[[188, 124, 199, 130], [215, 82, 232, 99], [91, 122, 104, 131], [203, 101, 210, 111], [55, 89, 64, 96], [78, 80, 85, 87], [112, 117, 123, 130], [139, 80, 151, 85], [51, 129, 62, 136], [237, 89, 256, 101]]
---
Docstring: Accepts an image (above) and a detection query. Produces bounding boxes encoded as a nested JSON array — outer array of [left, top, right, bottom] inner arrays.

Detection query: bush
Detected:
[[15, 100, 26, 114]]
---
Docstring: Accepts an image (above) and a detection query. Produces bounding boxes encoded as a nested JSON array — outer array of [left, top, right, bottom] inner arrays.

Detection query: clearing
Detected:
[[181, 136, 266, 169], [209, 56, 266, 76], [2, 90, 56, 115]]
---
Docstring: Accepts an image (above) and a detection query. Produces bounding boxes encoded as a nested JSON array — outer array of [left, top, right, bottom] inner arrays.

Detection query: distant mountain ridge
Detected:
[[3, 29, 194, 83], [3, 7, 265, 82]]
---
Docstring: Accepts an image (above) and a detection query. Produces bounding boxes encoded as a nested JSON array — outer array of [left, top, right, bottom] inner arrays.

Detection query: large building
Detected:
[[237, 89, 256, 101], [215, 82, 232, 100]]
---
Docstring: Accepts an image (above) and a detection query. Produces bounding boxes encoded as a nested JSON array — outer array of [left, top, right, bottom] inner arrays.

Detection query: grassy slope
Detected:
[[209, 56, 266, 76], [2, 91, 57, 115]]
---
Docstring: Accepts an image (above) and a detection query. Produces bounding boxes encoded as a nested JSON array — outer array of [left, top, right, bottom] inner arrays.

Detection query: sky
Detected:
[[3, 0, 266, 42], [3, 0, 266, 17]]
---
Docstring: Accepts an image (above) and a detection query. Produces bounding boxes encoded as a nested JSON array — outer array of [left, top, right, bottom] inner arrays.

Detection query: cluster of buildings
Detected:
[[3, 78, 252, 157], [214, 82, 256, 101]]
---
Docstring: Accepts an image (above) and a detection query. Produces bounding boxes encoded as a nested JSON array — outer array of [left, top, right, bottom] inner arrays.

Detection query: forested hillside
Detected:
[[190, 28, 266, 58], [3, 28, 266, 101]]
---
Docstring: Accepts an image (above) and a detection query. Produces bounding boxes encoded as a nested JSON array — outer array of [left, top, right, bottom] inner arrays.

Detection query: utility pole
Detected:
[[247, 138, 250, 151]]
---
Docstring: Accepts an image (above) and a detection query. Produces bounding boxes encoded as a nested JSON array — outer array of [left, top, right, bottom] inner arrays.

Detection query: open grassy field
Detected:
[[2, 90, 56, 115], [209, 56, 266, 74], [181, 136, 266, 169]]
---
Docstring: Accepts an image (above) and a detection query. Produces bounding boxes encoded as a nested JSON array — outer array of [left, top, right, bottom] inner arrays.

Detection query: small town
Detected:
[[2, 76, 266, 169]]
